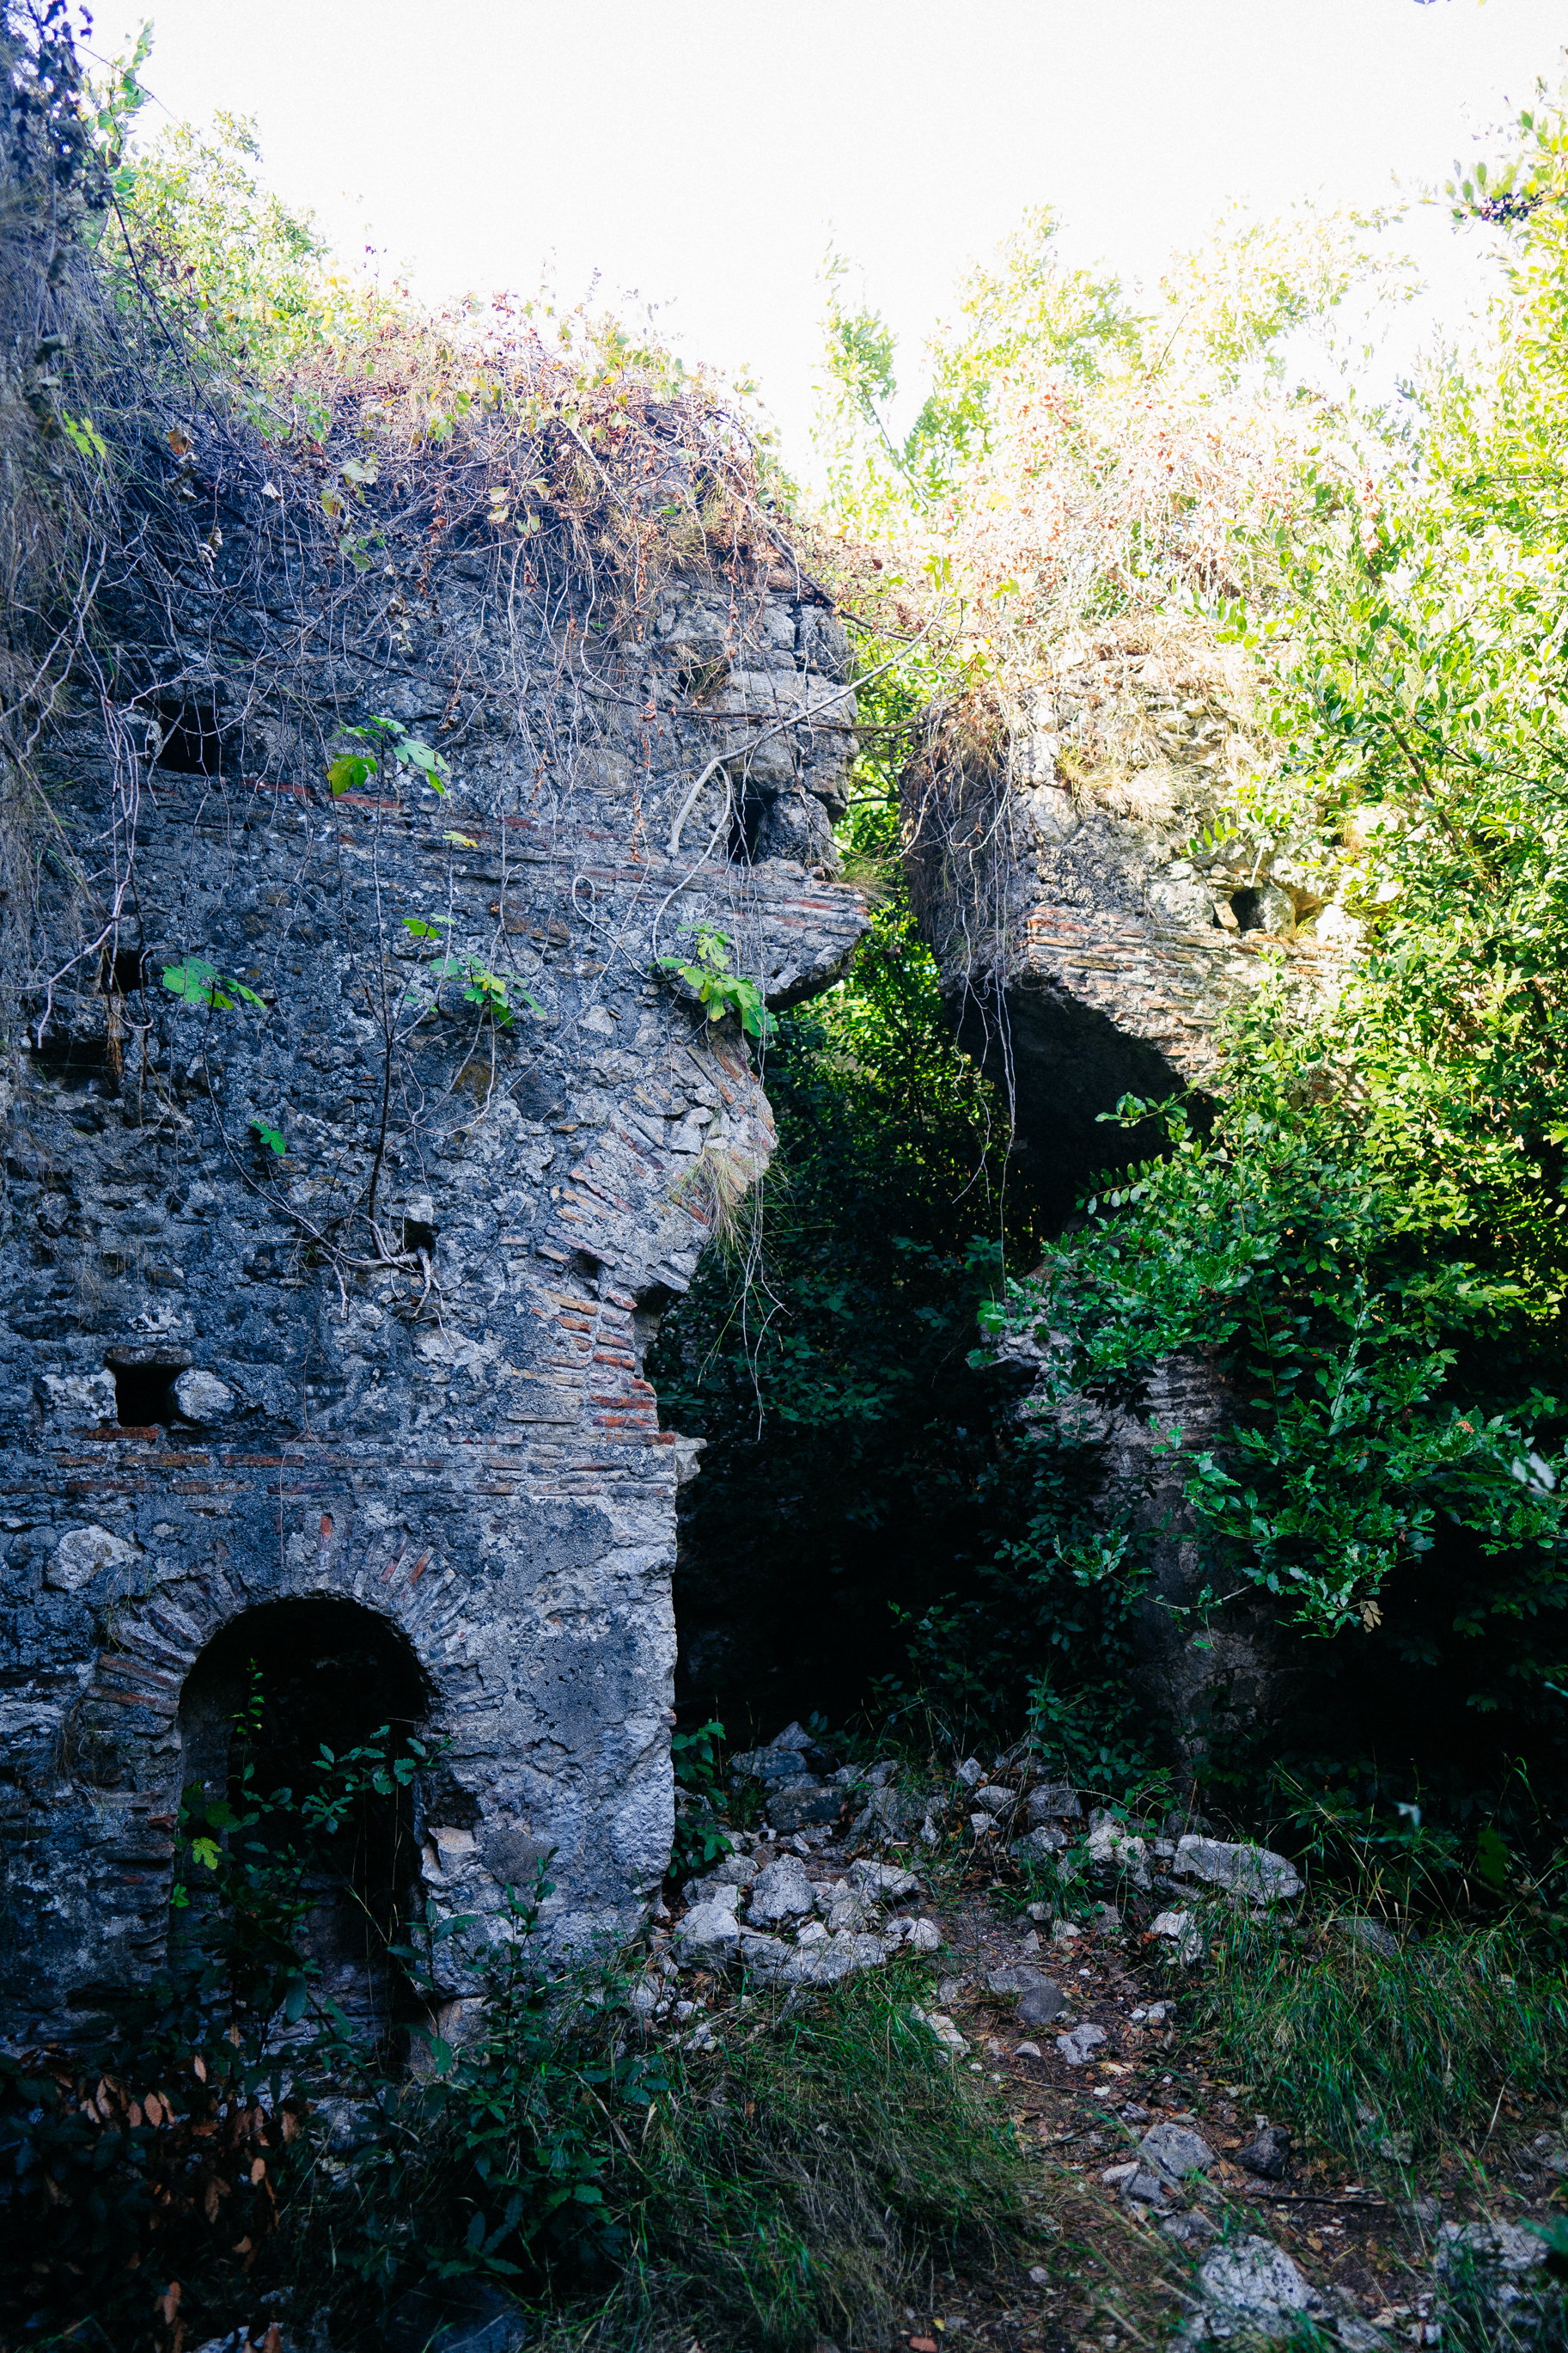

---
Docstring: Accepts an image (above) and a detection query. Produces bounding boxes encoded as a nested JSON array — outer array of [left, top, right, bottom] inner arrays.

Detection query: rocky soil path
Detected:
[[657, 1733, 1568, 2353]]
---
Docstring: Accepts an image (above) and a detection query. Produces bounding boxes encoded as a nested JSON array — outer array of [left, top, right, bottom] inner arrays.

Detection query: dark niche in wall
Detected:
[[175, 1597, 435, 2045], [109, 1359, 182, 1427], [149, 694, 230, 777]]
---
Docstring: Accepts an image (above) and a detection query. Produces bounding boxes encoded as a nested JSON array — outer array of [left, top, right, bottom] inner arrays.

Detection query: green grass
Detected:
[[1202, 1905, 1568, 2160], [278, 1965, 1036, 2353], [564, 1970, 1034, 2351]]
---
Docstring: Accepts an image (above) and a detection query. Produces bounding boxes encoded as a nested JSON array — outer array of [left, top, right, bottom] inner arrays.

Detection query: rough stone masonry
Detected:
[[0, 363, 868, 2038], [906, 623, 1350, 1219]]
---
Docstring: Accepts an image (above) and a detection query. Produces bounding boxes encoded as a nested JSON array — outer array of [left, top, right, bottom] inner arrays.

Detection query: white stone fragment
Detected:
[[1150, 1909, 1206, 1964], [747, 1855, 816, 1924], [1194, 2236, 1313, 2339], [912, 2006, 968, 2055], [173, 1367, 235, 1420], [1086, 1810, 1151, 1889], [1174, 1833, 1303, 1904], [46, 1525, 142, 1594], [848, 1860, 919, 1900], [673, 1900, 742, 1961]]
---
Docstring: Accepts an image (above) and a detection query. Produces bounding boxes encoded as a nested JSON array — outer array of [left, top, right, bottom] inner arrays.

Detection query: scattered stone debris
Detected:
[[1235, 2124, 1291, 2180], [1436, 2218, 1552, 2332], [1333, 1914, 1400, 1959], [1172, 1834, 1303, 1905], [1149, 1908, 1206, 1964], [1191, 2235, 1316, 2340], [912, 2007, 969, 2056], [1141, 2121, 1217, 2183], [1086, 1810, 1153, 1890], [987, 1963, 1050, 1995], [663, 1731, 1568, 2353], [1056, 2022, 1108, 2066], [1011, 1825, 1069, 1865], [1018, 1982, 1067, 2028], [1027, 1782, 1083, 1822]]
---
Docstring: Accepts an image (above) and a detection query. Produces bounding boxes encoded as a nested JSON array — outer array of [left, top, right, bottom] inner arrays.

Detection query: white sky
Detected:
[[82, 0, 1568, 472]]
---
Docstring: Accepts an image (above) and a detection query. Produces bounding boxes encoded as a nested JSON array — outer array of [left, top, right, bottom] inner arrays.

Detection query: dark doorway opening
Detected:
[[176, 1598, 434, 2045]]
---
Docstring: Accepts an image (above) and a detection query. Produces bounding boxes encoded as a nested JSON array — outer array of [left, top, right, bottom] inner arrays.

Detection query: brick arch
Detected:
[[57, 1512, 471, 2015], [173, 1592, 436, 2036]]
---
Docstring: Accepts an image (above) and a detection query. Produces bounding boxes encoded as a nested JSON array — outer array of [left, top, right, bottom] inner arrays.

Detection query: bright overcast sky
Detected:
[[82, 0, 1568, 471]]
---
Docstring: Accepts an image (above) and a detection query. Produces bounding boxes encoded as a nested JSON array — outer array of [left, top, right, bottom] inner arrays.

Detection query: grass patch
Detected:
[[596, 1970, 1033, 2350], [1201, 1905, 1568, 2160]]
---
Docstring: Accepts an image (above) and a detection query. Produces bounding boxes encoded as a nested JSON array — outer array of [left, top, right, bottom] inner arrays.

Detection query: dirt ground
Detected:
[[668, 1832, 1568, 2353], [888, 1875, 1566, 2353]]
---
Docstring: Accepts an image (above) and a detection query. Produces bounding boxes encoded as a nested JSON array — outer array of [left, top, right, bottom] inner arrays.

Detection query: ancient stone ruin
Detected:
[[0, 129, 867, 2038], [906, 623, 1348, 1217]]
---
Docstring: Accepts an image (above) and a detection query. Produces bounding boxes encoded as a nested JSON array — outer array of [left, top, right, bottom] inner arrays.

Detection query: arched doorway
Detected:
[[176, 1597, 434, 2049]]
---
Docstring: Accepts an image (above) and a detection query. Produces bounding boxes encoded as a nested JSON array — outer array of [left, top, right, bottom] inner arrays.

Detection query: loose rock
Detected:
[[1086, 1811, 1152, 1890], [673, 1900, 743, 1962], [1010, 1825, 1067, 1865], [849, 1860, 920, 1900], [912, 2007, 969, 2055], [1437, 2219, 1551, 2316], [747, 1855, 817, 1924], [888, 1916, 943, 1953], [731, 1744, 815, 1784], [1027, 1782, 1083, 1822], [1193, 2236, 1314, 2340], [1333, 1914, 1399, 1959], [1150, 1908, 1206, 1964], [1018, 1983, 1066, 2026], [1141, 2122, 1217, 2181], [770, 1783, 842, 1832], [986, 1964, 1049, 1995], [1056, 2022, 1107, 2066], [1174, 1834, 1303, 1904], [1235, 2124, 1290, 2180]]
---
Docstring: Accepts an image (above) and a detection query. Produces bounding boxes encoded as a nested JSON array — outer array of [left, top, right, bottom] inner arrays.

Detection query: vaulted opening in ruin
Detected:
[[175, 1598, 434, 2044]]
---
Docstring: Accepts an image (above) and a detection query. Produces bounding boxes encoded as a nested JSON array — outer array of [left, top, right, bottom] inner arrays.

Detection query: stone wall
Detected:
[[0, 382, 866, 2040], [906, 626, 1347, 1218]]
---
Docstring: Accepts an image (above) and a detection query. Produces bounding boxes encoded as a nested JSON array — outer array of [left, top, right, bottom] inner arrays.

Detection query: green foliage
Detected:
[[0, 1665, 1031, 2353], [983, 1079, 1568, 1646], [161, 955, 265, 1011], [595, 1971, 1030, 2351], [107, 103, 339, 389], [657, 925, 774, 1041], [329, 715, 451, 798], [814, 199, 1408, 543], [0, 1690, 431, 2350], [669, 1717, 734, 1879], [651, 763, 1073, 1735], [400, 916, 541, 1030], [927, 86, 1568, 1837], [249, 1116, 286, 1155]]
